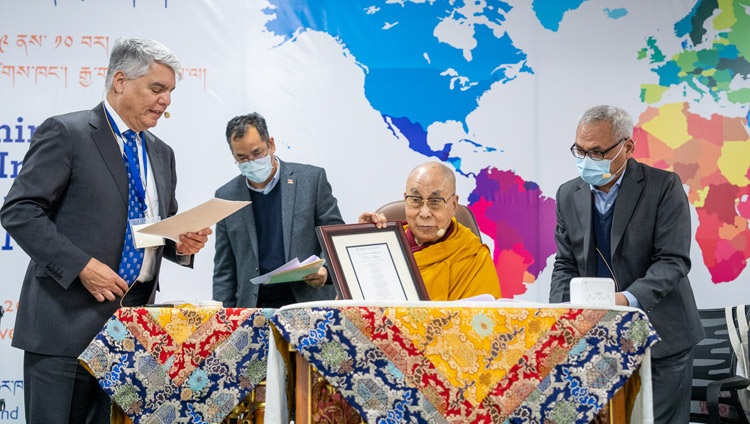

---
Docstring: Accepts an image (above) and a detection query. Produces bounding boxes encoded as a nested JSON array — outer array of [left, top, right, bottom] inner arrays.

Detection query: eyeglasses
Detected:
[[234, 145, 270, 164], [404, 194, 455, 211], [570, 137, 628, 161]]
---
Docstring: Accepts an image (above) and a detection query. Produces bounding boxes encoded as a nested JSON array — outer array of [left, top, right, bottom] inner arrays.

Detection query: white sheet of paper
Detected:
[[137, 198, 250, 242], [346, 243, 406, 300], [457, 294, 497, 302]]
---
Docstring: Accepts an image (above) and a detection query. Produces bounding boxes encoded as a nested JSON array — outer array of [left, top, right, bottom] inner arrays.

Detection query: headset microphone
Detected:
[[164, 111, 171, 119], [604, 159, 627, 181], [436, 227, 446, 238]]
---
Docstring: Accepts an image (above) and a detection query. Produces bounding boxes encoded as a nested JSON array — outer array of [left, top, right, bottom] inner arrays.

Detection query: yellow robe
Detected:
[[410, 218, 501, 301]]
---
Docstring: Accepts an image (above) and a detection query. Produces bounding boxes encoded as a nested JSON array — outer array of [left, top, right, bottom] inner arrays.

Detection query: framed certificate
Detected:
[[316, 222, 429, 301]]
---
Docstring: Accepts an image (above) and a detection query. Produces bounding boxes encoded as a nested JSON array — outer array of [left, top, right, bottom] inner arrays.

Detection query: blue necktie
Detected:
[[118, 130, 146, 285]]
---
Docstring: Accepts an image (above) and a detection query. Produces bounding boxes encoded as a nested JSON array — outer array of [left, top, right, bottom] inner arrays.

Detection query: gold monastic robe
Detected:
[[410, 218, 501, 300]]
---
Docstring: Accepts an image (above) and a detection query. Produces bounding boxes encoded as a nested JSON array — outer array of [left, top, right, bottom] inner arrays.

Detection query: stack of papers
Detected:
[[250, 255, 326, 285]]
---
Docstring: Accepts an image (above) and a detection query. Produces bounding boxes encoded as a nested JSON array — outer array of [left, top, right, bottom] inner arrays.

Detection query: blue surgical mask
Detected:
[[238, 154, 274, 183], [576, 142, 625, 186]]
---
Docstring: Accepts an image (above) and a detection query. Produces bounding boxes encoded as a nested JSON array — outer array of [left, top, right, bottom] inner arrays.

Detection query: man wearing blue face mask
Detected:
[[549, 105, 704, 423], [213, 112, 344, 308]]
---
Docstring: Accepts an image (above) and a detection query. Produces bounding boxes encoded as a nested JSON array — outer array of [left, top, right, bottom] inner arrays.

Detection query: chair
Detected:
[[375, 200, 483, 241], [690, 305, 750, 424]]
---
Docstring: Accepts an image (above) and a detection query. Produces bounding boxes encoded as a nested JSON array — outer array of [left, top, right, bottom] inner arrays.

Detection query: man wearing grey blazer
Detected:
[[0, 39, 211, 423], [213, 112, 344, 308], [549, 105, 703, 423]]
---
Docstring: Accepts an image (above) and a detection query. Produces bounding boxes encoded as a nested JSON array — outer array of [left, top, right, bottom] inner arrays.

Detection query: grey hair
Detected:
[[104, 38, 182, 91], [577, 105, 633, 140], [225, 112, 271, 146]]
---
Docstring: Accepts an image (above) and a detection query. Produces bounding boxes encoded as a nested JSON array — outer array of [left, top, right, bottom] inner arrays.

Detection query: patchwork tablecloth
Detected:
[[272, 301, 659, 424], [79, 307, 279, 424]]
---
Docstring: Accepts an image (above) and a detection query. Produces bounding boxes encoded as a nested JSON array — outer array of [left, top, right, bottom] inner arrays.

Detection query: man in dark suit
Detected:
[[0, 38, 211, 423], [213, 112, 344, 308], [549, 105, 704, 423]]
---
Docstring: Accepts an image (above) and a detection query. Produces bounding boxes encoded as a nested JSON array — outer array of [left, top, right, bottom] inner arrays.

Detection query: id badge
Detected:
[[131, 217, 165, 248]]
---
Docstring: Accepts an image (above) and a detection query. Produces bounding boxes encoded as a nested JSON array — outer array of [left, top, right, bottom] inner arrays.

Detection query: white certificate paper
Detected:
[[346, 243, 407, 300], [137, 198, 250, 241]]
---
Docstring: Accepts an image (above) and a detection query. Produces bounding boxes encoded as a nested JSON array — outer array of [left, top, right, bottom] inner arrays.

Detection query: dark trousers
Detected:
[[651, 345, 694, 424], [24, 352, 110, 424]]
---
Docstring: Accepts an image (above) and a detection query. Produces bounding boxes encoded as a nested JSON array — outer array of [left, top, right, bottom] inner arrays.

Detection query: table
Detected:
[[272, 301, 659, 423], [79, 306, 287, 423]]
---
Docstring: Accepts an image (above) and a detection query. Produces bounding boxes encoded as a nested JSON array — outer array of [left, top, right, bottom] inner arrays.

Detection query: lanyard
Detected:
[[104, 109, 149, 208]]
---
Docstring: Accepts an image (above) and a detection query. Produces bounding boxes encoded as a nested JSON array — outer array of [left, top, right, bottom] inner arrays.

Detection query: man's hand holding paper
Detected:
[[250, 255, 327, 286], [176, 228, 213, 255], [302, 265, 328, 288]]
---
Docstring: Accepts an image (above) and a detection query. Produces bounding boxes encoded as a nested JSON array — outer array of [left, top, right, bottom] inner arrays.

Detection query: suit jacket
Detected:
[[213, 160, 344, 307], [0, 102, 189, 358], [549, 158, 704, 358]]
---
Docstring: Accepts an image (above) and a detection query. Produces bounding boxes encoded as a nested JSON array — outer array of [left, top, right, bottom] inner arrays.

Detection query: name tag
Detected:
[[131, 217, 165, 248]]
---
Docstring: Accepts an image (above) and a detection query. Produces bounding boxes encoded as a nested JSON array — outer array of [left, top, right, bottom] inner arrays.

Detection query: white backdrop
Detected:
[[1, 0, 749, 421]]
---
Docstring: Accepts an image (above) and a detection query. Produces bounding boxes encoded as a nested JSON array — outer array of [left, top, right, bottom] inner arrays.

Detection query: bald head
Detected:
[[406, 162, 456, 195]]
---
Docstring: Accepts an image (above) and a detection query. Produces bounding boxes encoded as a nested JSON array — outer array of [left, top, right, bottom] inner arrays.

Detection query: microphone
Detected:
[[163, 111, 171, 119], [436, 227, 446, 238], [595, 247, 620, 291], [603, 160, 627, 180]]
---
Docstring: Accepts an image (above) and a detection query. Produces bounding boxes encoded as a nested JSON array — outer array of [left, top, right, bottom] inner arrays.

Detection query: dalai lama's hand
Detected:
[[358, 212, 388, 228]]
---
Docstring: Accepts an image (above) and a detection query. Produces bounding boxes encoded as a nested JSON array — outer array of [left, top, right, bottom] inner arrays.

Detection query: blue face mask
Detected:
[[576, 142, 625, 186], [238, 154, 273, 183]]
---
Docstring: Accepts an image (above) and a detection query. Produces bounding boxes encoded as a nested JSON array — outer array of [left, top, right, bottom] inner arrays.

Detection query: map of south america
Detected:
[[264, 0, 556, 297]]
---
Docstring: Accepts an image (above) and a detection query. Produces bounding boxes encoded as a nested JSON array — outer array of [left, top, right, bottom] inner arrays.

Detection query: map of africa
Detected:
[[262, 0, 750, 296]]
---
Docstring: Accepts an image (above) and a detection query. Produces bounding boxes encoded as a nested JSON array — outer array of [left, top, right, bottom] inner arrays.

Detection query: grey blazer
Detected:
[[212, 160, 344, 307], [550, 158, 704, 358], [0, 102, 189, 358]]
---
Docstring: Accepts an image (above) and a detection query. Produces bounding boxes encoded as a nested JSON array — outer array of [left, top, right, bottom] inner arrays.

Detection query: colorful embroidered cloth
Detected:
[[272, 302, 659, 423], [79, 307, 274, 424]]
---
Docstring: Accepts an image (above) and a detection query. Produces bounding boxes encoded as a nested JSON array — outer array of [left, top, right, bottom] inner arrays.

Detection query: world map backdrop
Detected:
[[0, 0, 749, 420], [262, 0, 750, 297]]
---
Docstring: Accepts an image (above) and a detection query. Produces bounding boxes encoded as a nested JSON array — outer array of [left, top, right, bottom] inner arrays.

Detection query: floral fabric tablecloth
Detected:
[[272, 301, 659, 424], [79, 307, 280, 424]]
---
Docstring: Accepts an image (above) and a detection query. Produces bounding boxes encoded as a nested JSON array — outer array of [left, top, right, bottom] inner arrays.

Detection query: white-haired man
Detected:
[[1, 38, 211, 423]]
